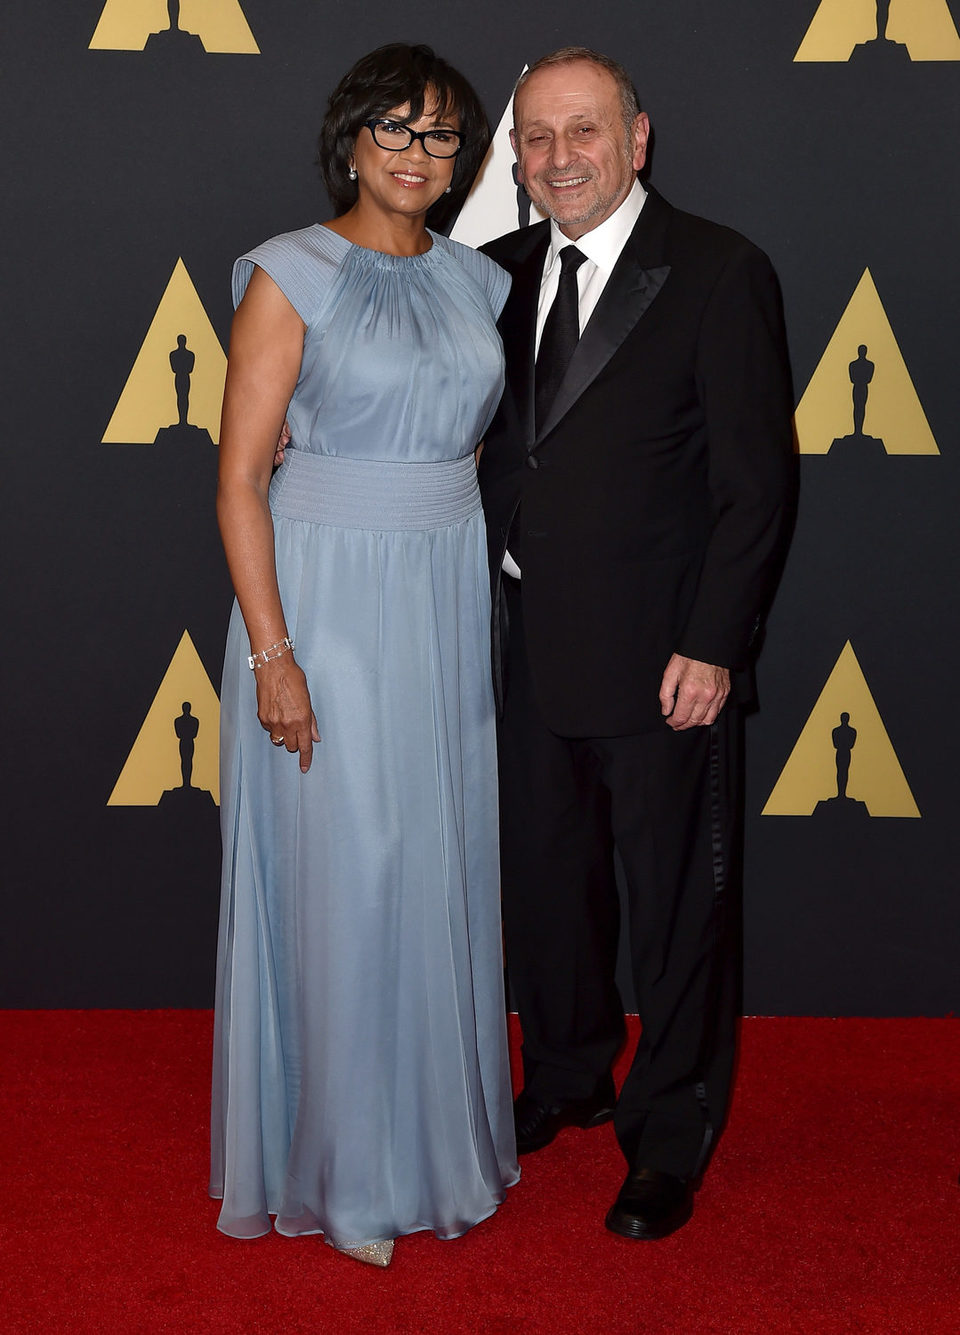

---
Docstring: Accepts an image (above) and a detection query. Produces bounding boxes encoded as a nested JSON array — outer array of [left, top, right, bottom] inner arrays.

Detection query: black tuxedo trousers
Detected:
[[499, 577, 740, 1176]]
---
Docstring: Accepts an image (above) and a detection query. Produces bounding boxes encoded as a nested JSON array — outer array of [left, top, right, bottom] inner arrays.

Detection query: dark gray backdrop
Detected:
[[2, 1, 957, 1012]]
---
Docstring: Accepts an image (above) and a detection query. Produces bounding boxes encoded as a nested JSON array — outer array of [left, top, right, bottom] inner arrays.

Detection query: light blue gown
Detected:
[[210, 226, 519, 1245]]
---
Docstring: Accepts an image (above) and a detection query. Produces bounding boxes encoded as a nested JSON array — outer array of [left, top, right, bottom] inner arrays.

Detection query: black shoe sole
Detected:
[[604, 1198, 694, 1241]]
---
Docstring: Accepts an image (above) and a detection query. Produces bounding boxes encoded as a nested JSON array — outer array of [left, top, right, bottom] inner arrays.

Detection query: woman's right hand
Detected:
[[254, 656, 321, 773]]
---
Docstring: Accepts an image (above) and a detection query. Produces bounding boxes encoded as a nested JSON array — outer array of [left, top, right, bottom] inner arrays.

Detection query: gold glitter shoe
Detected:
[[326, 1238, 394, 1268]]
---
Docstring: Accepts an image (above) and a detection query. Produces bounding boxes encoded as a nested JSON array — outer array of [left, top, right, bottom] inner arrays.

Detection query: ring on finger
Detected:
[[270, 735, 285, 746]]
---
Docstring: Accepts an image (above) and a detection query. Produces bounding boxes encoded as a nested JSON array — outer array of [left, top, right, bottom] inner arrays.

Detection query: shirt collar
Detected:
[[546, 178, 647, 276]]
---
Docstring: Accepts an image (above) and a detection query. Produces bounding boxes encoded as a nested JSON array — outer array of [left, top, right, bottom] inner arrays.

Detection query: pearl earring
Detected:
[[444, 186, 452, 194], [348, 168, 357, 181]]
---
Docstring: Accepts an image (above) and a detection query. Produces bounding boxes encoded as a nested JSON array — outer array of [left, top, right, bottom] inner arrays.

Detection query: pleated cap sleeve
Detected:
[[232, 226, 343, 325], [433, 236, 511, 320]]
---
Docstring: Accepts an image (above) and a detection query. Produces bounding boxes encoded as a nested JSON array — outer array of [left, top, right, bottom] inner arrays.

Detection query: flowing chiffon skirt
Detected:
[[210, 452, 519, 1245]]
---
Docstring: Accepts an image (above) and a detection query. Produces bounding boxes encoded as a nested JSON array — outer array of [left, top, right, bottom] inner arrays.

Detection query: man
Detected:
[[478, 48, 794, 1240]]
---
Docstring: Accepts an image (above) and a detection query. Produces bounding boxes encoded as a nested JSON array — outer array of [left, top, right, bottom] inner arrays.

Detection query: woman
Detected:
[[210, 44, 518, 1267]]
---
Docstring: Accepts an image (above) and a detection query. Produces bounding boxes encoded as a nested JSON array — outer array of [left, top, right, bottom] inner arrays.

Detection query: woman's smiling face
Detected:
[[352, 95, 459, 221]]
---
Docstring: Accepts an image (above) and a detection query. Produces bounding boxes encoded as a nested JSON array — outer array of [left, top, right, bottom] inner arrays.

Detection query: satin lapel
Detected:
[[537, 254, 671, 442], [501, 231, 549, 451]]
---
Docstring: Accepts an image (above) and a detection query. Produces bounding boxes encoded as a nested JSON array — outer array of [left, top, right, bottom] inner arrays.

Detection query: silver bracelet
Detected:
[[248, 637, 295, 670]]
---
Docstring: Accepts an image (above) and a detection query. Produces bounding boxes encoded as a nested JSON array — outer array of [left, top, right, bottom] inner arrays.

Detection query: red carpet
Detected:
[[3, 1013, 959, 1334]]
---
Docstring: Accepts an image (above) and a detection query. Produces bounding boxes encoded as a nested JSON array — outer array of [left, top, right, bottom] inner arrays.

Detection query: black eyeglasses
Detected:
[[364, 119, 463, 159]]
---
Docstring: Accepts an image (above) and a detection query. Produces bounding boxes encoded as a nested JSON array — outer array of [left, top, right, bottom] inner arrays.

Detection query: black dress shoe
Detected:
[[605, 1167, 696, 1241], [513, 1077, 616, 1155]]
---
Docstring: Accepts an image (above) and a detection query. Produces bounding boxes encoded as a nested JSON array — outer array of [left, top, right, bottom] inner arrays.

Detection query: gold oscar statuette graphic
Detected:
[[90, 0, 259, 54], [109, 630, 220, 807], [795, 0, 960, 62], [102, 258, 227, 445], [763, 641, 919, 818], [794, 269, 938, 456]]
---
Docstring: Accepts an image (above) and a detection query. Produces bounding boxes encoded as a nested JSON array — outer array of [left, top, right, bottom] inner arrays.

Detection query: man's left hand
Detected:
[[659, 654, 730, 730]]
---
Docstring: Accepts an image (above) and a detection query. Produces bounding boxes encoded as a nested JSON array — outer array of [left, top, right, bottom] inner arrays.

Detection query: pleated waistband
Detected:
[[269, 450, 482, 531]]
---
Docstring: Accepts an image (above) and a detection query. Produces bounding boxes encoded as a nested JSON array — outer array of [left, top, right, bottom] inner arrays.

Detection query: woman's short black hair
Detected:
[[318, 44, 490, 231]]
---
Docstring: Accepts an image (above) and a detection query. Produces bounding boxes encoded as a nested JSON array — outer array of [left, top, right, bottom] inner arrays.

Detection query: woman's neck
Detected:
[[323, 203, 433, 257]]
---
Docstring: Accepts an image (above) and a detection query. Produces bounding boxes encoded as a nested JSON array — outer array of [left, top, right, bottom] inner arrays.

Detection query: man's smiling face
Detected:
[[511, 60, 648, 240]]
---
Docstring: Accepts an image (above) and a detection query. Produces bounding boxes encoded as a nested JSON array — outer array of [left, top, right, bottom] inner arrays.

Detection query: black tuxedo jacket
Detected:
[[478, 186, 795, 737]]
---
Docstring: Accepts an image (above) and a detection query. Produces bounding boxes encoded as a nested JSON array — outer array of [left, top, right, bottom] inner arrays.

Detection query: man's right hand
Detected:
[[274, 419, 291, 467]]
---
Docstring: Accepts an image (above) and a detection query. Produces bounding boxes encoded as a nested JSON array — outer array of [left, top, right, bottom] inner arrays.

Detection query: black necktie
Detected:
[[535, 245, 587, 434]]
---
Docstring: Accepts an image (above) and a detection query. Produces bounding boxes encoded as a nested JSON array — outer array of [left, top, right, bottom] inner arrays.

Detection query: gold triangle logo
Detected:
[[794, 268, 938, 456], [90, 0, 259, 53], [795, 0, 960, 61], [102, 258, 227, 445], [762, 641, 919, 818], [109, 630, 220, 806]]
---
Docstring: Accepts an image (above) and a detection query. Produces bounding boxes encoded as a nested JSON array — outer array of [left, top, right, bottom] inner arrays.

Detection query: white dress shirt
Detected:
[[503, 179, 648, 579]]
